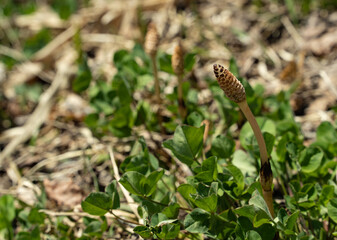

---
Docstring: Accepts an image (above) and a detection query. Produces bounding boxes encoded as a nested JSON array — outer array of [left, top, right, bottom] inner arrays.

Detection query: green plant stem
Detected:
[[237, 101, 275, 218]]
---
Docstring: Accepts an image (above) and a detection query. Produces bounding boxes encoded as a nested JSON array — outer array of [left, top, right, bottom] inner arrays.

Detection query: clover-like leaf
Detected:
[[195, 156, 218, 182], [194, 194, 217, 213], [163, 125, 204, 166], [240, 117, 276, 150], [327, 199, 337, 223], [184, 208, 210, 233], [134, 226, 153, 239], [119, 170, 164, 197], [105, 180, 120, 209], [249, 190, 272, 219], [119, 171, 147, 196], [299, 147, 323, 173], [81, 192, 113, 216], [211, 135, 235, 159]]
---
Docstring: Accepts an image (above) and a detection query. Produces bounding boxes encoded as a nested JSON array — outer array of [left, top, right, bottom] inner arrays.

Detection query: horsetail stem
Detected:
[[145, 22, 161, 104], [213, 64, 275, 217], [172, 42, 186, 119]]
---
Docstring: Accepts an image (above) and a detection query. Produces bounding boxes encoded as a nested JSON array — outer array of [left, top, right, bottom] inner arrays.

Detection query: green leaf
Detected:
[[163, 125, 204, 166], [119, 170, 164, 197], [263, 132, 275, 155], [229, 57, 239, 77], [227, 164, 244, 193], [256, 223, 276, 240], [0, 195, 15, 239], [319, 185, 335, 205], [240, 117, 276, 151], [299, 147, 323, 173], [249, 190, 272, 219], [162, 203, 180, 219], [195, 156, 218, 182], [81, 192, 112, 216], [211, 135, 235, 159], [187, 112, 203, 127], [119, 171, 146, 196], [253, 210, 271, 228], [177, 184, 197, 205], [31, 226, 41, 240], [234, 205, 256, 221], [232, 150, 256, 176], [84, 220, 103, 237], [146, 170, 165, 196], [152, 216, 180, 239], [105, 180, 120, 209], [285, 211, 299, 231], [316, 121, 337, 147], [27, 208, 45, 224], [113, 49, 129, 67], [184, 53, 196, 72], [194, 194, 217, 213], [73, 54, 92, 93], [120, 155, 144, 174], [23, 28, 51, 57], [0, 195, 15, 224], [150, 213, 169, 226], [277, 208, 288, 225], [134, 226, 153, 239], [246, 230, 262, 240], [327, 199, 337, 223], [184, 208, 210, 233], [156, 222, 180, 239], [159, 53, 174, 74], [51, 0, 78, 19], [112, 74, 133, 104]]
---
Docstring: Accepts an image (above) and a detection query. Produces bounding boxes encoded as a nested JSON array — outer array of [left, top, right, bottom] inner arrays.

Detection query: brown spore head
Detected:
[[213, 64, 246, 103], [172, 42, 184, 76], [144, 22, 160, 57]]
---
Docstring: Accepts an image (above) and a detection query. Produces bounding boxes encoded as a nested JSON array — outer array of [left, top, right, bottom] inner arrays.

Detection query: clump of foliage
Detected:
[[1, 2, 337, 239], [79, 45, 337, 239]]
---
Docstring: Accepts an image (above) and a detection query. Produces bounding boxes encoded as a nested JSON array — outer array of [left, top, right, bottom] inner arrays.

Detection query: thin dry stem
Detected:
[[151, 56, 161, 103], [172, 42, 186, 119], [177, 74, 186, 119], [108, 146, 142, 222]]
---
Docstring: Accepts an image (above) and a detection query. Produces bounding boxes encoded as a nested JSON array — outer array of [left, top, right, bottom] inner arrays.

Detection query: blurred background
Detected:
[[0, 0, 336, 238]]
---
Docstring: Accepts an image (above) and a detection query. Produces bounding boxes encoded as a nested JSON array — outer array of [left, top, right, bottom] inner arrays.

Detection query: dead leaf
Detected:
[[43, 178, 83, 210], [305, 28, 337, 55], [279, 60, 297, 83]]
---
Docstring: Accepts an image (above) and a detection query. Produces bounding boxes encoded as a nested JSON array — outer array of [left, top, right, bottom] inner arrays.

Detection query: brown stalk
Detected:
[[145, 22, 164, 132], [172, 42, 186, 119], [145, 22, 161, 103], [213, 64, 275, 218]]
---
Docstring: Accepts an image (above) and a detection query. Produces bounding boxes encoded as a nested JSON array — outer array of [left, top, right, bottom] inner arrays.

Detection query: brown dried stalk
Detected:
[[144, 22, 164, 132], [213, 64, 275, 218], [172, 42, 186, 119], [145, 22, 160, 103]]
